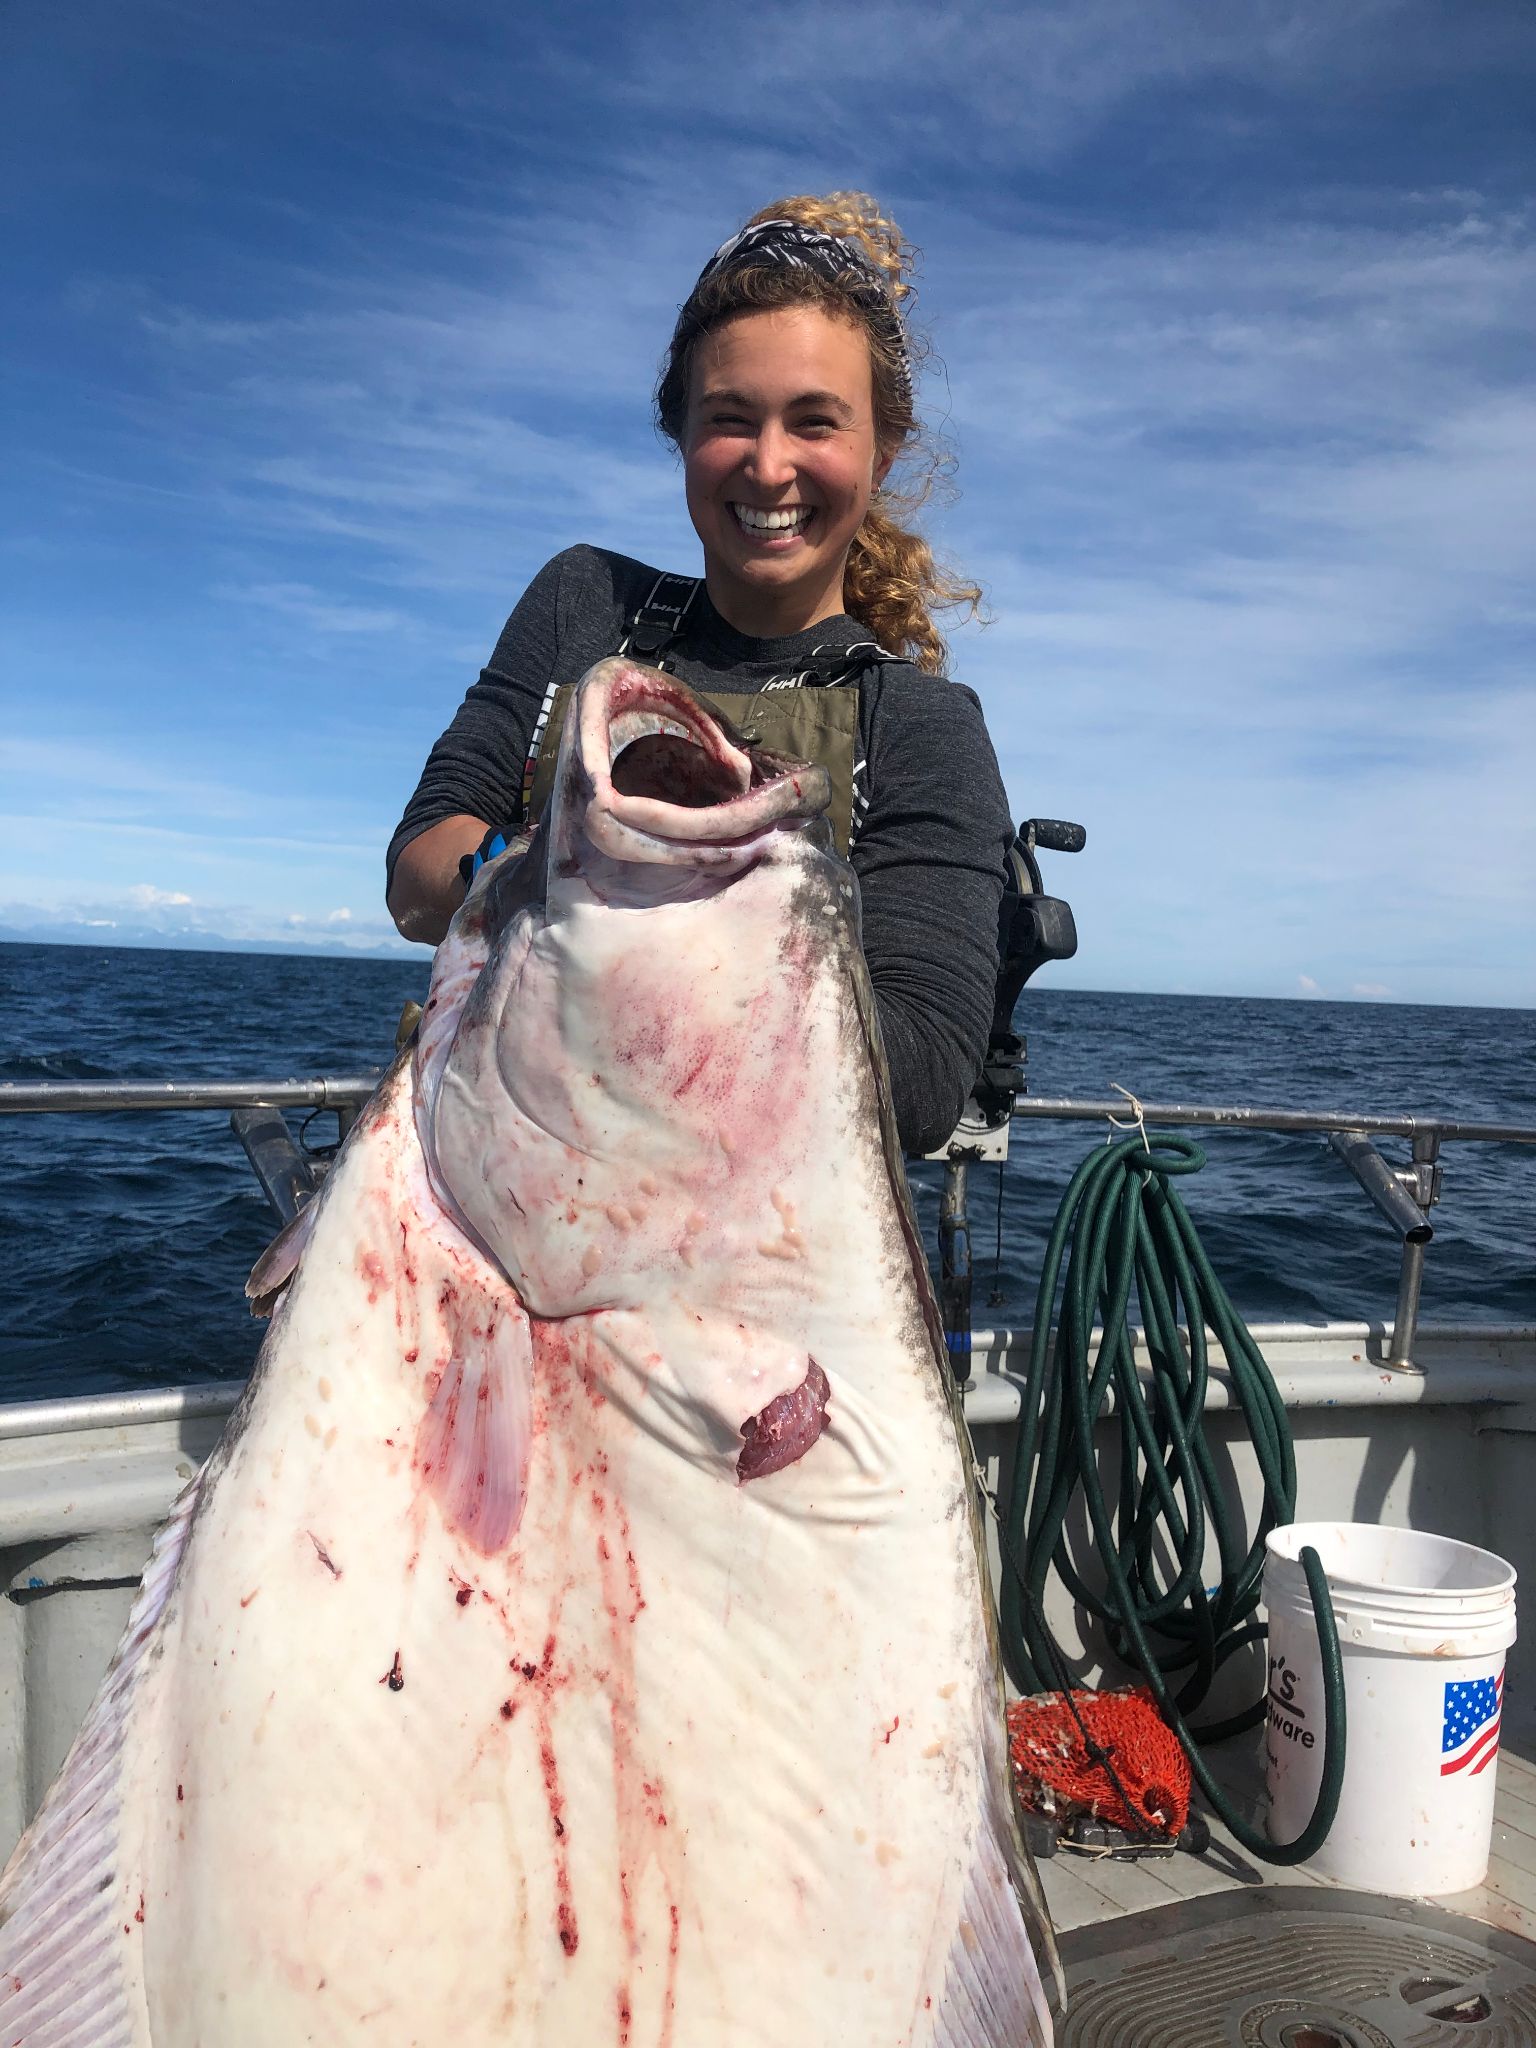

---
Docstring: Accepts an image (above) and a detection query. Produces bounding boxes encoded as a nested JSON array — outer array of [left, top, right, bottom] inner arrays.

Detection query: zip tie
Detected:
[[1107, 1081, 1151, 1156]]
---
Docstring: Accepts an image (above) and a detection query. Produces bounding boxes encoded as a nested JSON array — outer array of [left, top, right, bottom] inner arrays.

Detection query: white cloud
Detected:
[[125, 883, 192, 908], [1297, 975, 1325, 996], [8, 0, 1533, 1002], [0, 891, 416, 957]]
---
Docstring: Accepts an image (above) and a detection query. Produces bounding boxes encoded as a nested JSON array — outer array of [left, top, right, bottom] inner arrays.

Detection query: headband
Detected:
[[680, 218, 915, 413]]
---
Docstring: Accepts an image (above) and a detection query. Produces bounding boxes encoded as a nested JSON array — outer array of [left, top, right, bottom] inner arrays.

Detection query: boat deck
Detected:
[[1041, 1733, 1536, 1945]]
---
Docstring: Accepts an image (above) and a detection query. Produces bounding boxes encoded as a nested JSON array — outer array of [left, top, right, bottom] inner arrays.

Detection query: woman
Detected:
[[386, 192, 1015, 1158]]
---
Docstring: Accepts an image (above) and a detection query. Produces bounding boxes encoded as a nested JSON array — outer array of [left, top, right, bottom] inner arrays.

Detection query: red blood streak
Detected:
[[883, 1716, 900, 1744], [675, 1048, 711, 1096], [357, 1249, 389, 1303], [500, 1700, 515, 1721], [176, 1785, 184, 1802], [455, 1586, 473, 1607]]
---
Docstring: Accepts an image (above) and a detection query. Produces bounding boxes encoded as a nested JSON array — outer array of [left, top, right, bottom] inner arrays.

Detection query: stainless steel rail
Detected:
[[1009, 1097, 1536, 1146], [0, 1078, 380, 1114], [986, 1101, 1536, 1375], [5, 1079, 1531, 1147], [4, 1075, 1531, 1376], [0, 1383, 240, 1441]]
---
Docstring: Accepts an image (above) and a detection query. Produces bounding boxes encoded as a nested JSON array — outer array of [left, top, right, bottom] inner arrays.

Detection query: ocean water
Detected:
[[0, 939, 1532, 1404]]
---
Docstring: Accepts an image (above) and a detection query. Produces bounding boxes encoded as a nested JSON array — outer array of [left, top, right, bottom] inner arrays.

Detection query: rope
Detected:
[[994, 1130, 1347, 1865]]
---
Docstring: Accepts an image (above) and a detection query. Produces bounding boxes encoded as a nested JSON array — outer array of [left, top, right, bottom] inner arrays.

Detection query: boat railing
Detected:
[[2, 1075, 1533, 1374]]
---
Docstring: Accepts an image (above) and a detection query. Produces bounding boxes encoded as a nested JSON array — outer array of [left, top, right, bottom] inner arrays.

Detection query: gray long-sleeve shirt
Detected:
[[387, 546, 1015, 1155]]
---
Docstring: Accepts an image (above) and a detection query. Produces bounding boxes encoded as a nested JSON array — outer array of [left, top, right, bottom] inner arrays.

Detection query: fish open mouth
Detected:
[[572, 659, 831, 867], [607, 700, 752, 812]]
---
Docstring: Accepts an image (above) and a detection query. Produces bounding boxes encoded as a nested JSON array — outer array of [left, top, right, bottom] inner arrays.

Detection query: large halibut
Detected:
[[0, 657, 1058, 2045]]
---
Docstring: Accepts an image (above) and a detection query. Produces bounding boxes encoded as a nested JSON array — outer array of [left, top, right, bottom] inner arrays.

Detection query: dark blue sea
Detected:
[[1, 940, 1532, 1404]]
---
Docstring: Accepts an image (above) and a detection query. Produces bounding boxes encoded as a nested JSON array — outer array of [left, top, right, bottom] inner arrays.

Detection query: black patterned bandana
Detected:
[[681, 218, 915, 413]]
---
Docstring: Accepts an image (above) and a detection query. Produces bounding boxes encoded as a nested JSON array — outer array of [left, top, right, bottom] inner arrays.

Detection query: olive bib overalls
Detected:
[[521, 572, 899, 857]]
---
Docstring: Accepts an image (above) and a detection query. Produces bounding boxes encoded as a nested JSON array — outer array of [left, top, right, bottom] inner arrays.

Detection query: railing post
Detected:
[[1388, 1133, 1443, 1374], [938, 1155, 973, 1385]]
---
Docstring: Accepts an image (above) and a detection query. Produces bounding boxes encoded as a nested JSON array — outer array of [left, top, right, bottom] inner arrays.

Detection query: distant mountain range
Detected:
[[0, 920, 420, 962]]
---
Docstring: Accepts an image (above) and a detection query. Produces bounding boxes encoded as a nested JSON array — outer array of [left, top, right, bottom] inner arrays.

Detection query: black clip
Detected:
[[618, 573, 701, 669]]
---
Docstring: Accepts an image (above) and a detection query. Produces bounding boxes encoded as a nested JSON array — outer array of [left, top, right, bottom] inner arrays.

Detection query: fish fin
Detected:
[[0, 1467, 204, 2045], [245, 1198, 319, 1316], [414, 1292, 533, 1555], [737, 1358, 831, 1481], [930, 1818, 1055, 2048]]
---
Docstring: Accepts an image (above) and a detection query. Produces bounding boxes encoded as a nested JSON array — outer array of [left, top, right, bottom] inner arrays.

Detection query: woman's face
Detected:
[[683, 305, 892, 639]]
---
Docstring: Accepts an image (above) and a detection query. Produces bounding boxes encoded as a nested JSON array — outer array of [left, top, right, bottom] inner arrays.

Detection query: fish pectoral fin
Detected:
[[737, 1358, 831, 1482], [0, 1467, 205, 2044], [246, 1199, 320, 1317], [414, 1295, 534, 1555]]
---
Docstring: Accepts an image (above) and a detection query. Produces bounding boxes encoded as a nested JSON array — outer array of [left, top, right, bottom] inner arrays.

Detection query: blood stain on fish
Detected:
[[380, 1651, 404, 1692], [357, 1248, 389, 1304]]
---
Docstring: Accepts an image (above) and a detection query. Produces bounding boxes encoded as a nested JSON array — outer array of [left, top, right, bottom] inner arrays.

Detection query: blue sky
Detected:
[[3, 0, 1533, 1003]]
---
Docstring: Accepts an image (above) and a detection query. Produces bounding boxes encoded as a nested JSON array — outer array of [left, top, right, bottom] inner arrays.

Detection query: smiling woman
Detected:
[[385, 192, 1014, 1156]]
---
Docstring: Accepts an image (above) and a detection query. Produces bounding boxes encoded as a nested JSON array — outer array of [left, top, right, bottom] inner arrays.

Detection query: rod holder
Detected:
[[230, 1106, 323, 1227], [1328, 1129, 1440, 1373]]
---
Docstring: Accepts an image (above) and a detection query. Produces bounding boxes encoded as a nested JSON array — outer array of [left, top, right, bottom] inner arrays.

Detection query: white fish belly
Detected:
[[33, 1081, 1009, 2046], [1, 795, 1052, 2043]]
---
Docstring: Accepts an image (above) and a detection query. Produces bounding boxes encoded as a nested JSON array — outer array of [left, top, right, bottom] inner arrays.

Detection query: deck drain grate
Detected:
[[1059, 1887, 1536, 2047]]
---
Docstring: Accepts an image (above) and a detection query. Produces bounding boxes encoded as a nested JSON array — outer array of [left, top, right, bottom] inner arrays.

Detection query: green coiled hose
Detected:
[[996, 1131, 1346, 1864]]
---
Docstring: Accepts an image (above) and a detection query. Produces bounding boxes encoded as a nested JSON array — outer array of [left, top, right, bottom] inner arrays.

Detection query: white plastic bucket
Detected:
[[1264, 1521, 1517, 1896]]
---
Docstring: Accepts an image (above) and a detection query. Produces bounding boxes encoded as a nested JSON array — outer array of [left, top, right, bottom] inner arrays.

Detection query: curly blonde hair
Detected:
[[655, 192, 982, 674]]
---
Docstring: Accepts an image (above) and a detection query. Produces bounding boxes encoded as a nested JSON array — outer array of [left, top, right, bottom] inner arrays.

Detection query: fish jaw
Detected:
[[548, 657, 831, 887]]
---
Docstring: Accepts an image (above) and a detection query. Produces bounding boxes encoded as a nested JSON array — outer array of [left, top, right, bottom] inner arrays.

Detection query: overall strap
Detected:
[[758, 638, 902, 693], [756, 638, 905, 852], [615, 571, 703, 665], [520, 573, 702, 822]]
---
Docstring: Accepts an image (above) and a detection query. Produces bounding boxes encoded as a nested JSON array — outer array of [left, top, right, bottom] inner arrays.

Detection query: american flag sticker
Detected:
[[1440, 1669, 1504, 1778]]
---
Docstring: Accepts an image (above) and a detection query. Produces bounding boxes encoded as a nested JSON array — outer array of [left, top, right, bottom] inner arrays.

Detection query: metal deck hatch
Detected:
[[1059, 1887, 1536, 2046]]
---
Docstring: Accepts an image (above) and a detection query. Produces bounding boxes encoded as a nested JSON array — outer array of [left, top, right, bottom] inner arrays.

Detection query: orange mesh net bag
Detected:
[[1007, 1685, 1190, 1839]]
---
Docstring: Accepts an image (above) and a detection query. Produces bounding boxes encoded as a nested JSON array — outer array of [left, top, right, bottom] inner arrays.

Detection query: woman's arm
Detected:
[[386, 813, 489, 945], [855, 672, 1015, 1157], [385, 554, 573, 944]]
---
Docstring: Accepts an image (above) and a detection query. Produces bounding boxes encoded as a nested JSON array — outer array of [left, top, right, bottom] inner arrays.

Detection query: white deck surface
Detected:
[[1040, 1734, 1536, 1946]]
